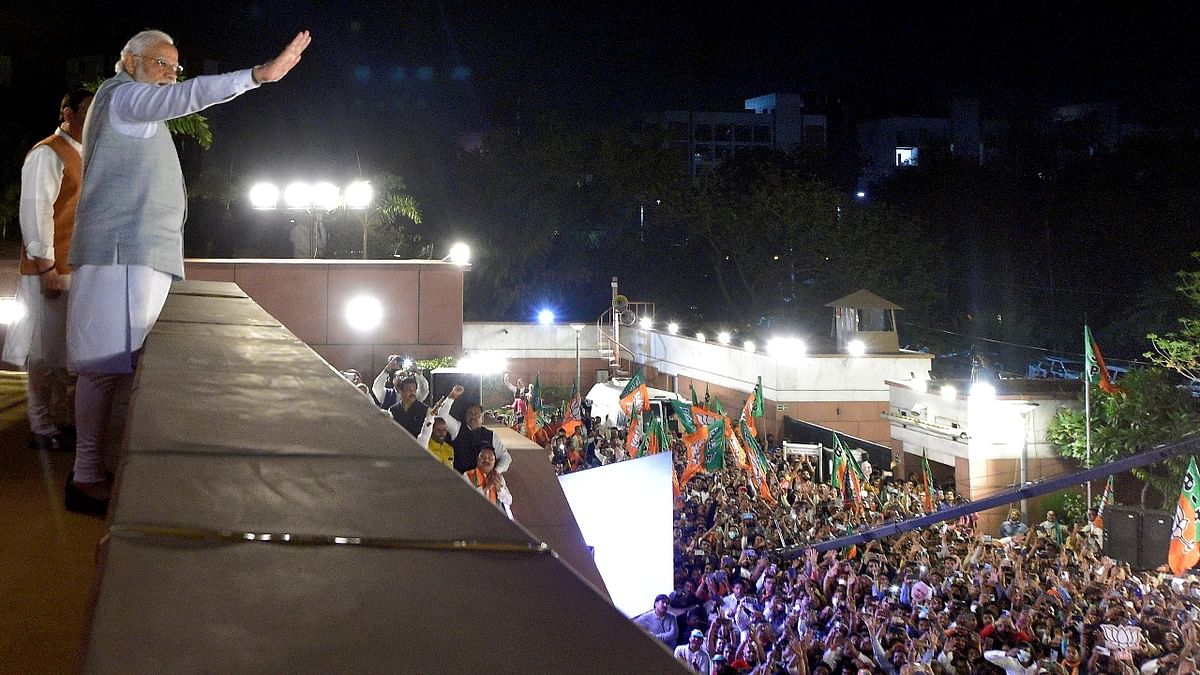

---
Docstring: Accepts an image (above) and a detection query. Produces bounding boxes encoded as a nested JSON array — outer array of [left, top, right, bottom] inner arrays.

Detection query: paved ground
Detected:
[[0, 371, 105, 674]]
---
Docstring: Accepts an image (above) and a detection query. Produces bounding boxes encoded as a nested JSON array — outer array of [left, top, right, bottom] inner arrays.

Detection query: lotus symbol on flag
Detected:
[[1099, 624, 1142, 650], [1173, 502, 1197, 555]]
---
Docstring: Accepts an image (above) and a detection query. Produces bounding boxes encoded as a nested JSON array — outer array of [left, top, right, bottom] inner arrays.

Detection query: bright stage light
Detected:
[[538, 309, 556, 325], [448, 242, 471, 265], [667, 322, 679, 335], [283, 182, 311, 209], [248, 182, 279, 209], [312, 182, 341, 212], [743, 340, 756, 353], [970, 381, 996, 399], [717, 331, 731, 345], [767, 337, 806, 359], [940, 384, 957, 401], [401, 358, 414, 370], [344, 180, 373, 209], [0, 297, 26, 325], [344, 295, 383, 331], [639, 316, 653, 330], [848, 339, 866, 356], [695, 332, 706, 343]]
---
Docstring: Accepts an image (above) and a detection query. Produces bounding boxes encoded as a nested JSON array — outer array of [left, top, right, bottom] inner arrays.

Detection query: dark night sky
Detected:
[[4, 2, 1200, 194]]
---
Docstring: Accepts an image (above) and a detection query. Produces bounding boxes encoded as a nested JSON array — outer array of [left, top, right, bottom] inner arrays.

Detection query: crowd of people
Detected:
[[345, 357, 513, 517], [644, 448, 1200, 674], [356, 366, 1200, 674]]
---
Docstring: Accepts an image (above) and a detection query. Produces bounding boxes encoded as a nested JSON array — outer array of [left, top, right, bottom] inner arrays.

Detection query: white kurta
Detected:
[[66, 69, 256, 374], [67, 264, 172, 374], [1, 128, 80, 368]]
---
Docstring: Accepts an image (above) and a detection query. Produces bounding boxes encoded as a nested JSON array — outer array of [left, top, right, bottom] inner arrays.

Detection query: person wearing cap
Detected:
[[673, 628, 713, 673], [633, 593, 678, 646]]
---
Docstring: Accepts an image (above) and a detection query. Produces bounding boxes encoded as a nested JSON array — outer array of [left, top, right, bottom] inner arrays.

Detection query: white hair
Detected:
[[114, 29, 175, 74]]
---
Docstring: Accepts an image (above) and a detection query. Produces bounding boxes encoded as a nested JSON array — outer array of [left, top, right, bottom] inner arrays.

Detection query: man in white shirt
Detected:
[[3, 90, 91, 451], [63, 28, 311, 515]]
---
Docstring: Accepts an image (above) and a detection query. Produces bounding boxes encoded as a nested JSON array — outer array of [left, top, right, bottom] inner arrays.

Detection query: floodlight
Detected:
[[344, 180, 373, 209], [312, 182, 341, 212], [940, 385, 957, 401], [639, 316, 653, 330], [538, 309, 555, 325], [283, 182, 311, 209], [248, 182, 279, 209], [448, 242, 471, 265], [848, 339, 866, 356], [970, 382, 996, 399], [717, 331, 731, 345], [667, 322, 679, 335]]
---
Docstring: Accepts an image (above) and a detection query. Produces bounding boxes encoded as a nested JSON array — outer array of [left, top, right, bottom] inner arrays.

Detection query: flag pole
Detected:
[[1084, 325, 1093, 508]]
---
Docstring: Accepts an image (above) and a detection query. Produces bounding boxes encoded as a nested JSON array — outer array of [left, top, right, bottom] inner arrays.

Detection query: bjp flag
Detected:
[[1168, 456, 1200, 576]]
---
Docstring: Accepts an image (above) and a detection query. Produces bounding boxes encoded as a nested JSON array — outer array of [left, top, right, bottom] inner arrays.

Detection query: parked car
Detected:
[[1027, 356, 1082, 380], [1027, 356, 1128, 382]]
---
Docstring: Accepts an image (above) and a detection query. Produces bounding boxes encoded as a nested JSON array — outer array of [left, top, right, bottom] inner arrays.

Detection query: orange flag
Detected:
[[1168, 457, 1200, 576]]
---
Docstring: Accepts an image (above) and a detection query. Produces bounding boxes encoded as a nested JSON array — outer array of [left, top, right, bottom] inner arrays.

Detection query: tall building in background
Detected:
[[648, 92, 827, 176]]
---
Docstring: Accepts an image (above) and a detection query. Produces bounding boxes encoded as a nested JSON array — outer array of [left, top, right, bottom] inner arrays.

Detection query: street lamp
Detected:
[[1014, 402, 1040, 520], [570, 323, 585, 389]]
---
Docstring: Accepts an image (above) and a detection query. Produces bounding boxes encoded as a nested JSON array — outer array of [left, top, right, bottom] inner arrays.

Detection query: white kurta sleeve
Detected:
[[18, 144, 64, 261]]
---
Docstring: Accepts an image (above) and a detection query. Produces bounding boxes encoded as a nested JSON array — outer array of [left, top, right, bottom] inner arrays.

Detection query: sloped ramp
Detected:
[[84, 281, 682, 673]]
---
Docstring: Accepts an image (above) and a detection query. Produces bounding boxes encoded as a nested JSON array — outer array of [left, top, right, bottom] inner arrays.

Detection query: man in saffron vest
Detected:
[[3, 90, 92, 451], [63, 28, 312, 515]]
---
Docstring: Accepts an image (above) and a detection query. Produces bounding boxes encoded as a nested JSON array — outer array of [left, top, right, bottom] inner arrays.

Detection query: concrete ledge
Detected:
[[83, 280, 681, 673]]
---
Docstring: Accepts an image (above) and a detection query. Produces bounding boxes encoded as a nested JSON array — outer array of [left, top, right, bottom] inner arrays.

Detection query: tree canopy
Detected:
[[1046, 367, 1200, 509]]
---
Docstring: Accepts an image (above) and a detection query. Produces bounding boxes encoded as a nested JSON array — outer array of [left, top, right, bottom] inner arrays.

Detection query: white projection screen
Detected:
[[558, 452, 674, 617]]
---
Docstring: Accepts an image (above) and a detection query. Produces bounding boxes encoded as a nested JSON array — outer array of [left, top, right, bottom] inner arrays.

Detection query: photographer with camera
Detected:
[[372, 354, 428, 409]]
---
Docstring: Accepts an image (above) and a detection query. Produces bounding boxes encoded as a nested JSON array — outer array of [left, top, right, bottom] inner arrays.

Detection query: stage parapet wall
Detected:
[[184, 258, 465, 380], [83, 280, 682, 673]]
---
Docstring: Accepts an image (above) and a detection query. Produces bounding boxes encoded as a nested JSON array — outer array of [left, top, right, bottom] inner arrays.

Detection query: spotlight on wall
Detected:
[[344, 295, 383, 331]]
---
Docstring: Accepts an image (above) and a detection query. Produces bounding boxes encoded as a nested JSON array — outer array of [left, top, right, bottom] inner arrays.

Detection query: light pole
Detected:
[[570, 323, 585, 389], [1014, 402, 1039, 521]]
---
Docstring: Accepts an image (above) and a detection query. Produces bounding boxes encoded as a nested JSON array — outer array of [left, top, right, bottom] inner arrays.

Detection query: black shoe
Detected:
[[29, 433, 65, 451], [64, 472, 110, 517]]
